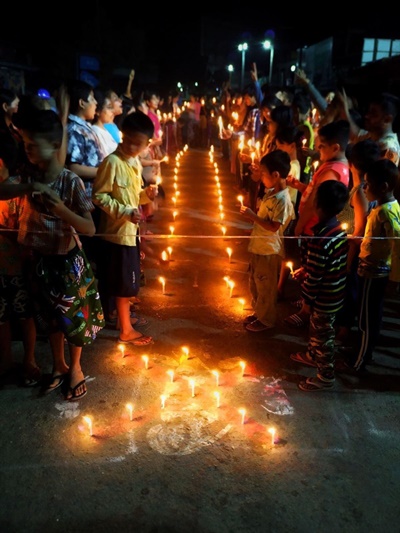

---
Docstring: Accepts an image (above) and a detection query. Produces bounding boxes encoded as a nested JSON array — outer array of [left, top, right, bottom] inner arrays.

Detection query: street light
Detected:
[[263, 39, 274, 86], [238, 42, 248, 90], [227, 64, 234, 83]]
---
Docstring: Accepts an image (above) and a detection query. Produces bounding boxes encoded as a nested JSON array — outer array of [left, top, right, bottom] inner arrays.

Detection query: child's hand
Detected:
[[145, 185, 158, 201], [292, 267, 306, 281], [240, 206, 255, 219], [130, 208, 141, 223]]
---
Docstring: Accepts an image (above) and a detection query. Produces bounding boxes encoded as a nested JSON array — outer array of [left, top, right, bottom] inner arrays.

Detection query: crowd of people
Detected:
[[0, 62, 399, 399]]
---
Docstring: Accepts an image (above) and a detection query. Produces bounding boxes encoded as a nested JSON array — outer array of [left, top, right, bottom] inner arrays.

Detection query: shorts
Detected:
[[0, 274, 33, 324], [30, 246, 105, 346], [102, 240, 141, 298]]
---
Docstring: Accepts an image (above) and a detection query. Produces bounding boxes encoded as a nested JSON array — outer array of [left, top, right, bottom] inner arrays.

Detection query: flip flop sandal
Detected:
[[284, 313, 309, 328], [298, 377, 334, 391], [290, 352, 317, 367], [246, 319, 274, 332], [42, 373, 66, 395], [66, 379, 87, 401], [118, 335, 153, 346], [243, 314, 257, 326]]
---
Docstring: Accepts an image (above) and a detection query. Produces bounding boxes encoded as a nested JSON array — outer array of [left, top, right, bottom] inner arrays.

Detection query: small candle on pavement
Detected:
[[83, 415, 93, 436], [239, 408, 246, 425], [268, 427, 276, 445], [126, 403, 133, 421]]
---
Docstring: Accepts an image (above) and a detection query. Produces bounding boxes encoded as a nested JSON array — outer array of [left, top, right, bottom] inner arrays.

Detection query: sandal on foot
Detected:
[[246, 319, 274, 332], [298, 376, 334, 391], [243, 314, 257, 326], [290, 352, 317, 367], [132, 316, 148, 327], [22, 365, 42, 387], [118, 335, 153, 346], [290, 298, 303, 309], [42, 373, 66, 395], [66, 379, 87, 402], [284, 313, 309, 328]]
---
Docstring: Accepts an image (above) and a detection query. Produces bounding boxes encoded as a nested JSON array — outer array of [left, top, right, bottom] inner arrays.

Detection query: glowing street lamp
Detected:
[[263, 39, 274, 86], [227, 64, 234, 82], [238, 42, 248, 90]]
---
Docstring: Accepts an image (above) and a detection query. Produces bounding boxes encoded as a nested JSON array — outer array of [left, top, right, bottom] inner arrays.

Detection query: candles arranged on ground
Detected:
[[268, 427, 276, 445], [228, 279, 235, 298], [158, 276, 166, 294], [173, 210, 178, 221], [239, 408, 246, 425], [161, 250, 168, 262], [239, 361, 246, 377], [189, 379, 195, 397], [160, 395, 167, 409], [221, 225, 227, 237], [118, 344, 125, 358], [238, 298, 245, 311], [226, 247, 232, 263], [214, 391, 220, 408], [142, 355, 149, 370], [212, 370, 219, 387], [126, 403, 133, 421], [83, 415, 93, 436], [169, 225, 175, 236]]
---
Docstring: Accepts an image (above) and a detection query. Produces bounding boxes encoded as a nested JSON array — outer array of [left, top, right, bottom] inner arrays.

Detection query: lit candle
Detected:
[[239, 408, 246, 425], [211, 370, 219, 387], [221, 225, 227, 237], [237, 195, 244, 207], [172, 196, 177, 206], [251, 152, 255, 164], [167, 246, 173, 260], [286, 261, 294, 275], [158, 276, 166, 294], [126, 403, 133, 421], [218, 116, 223, 137], [161, 250, 168, 262], [238, 298, 245, 311], [189, 379, 195, 397], [167, 369, 174, 383], [169, 225, 175, 236], [268, 427, 276, 445], [181, 346, 189, 359], [226, 247, 232, 263], [220, 212, 225, 222], [118, 343, 125, 358], [173, 210, 178, 221], [142, 354, 149, 370], [302, 138, 307, 147], [239, 360, 246, 377], [214, 391, 220, 408], [83, 415, 93, 436], [341, 222, 348, 232], [228, 280, 235, 298], [160, 394, 167, 409], [223, 275, 231, 287]]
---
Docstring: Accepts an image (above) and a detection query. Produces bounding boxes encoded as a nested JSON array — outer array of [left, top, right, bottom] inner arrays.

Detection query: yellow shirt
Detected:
[[92, 148, 151, 246]]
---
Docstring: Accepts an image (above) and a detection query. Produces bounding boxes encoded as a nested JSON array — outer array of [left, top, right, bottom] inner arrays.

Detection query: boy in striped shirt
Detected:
[[290, 180, 349, 391]]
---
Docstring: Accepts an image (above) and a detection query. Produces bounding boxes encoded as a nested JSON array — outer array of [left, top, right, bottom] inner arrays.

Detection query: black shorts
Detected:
[[102, 240, 141, 298]]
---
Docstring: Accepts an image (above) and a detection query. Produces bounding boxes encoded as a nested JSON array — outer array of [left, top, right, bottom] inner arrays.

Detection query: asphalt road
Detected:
[[1, 147, 399, 533]]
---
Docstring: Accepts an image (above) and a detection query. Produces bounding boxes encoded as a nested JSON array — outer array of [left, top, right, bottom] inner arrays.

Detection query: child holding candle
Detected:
[[290, 180, 349, 391], [284, 119, 350, 328], [240, 150, 295, 332], [11, 109, 105, 400], [93, 111, 156, 346]]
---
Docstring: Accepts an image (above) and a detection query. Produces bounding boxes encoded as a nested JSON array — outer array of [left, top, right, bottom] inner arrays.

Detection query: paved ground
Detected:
[[1, 148, 399, 533]]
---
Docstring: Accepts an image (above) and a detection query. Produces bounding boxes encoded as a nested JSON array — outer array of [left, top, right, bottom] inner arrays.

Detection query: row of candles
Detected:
[[81, 148, 279, 445]]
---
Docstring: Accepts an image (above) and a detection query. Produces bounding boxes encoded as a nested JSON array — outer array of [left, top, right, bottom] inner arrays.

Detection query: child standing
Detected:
[[93, 111, 156, 346], [284, 119, 350, 328], [14, 109, 105, 400], [0, 134, 40, 386], [290, 180, 349, 391], [343, 159, 400, 372], [240, 150, 295, 332]]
